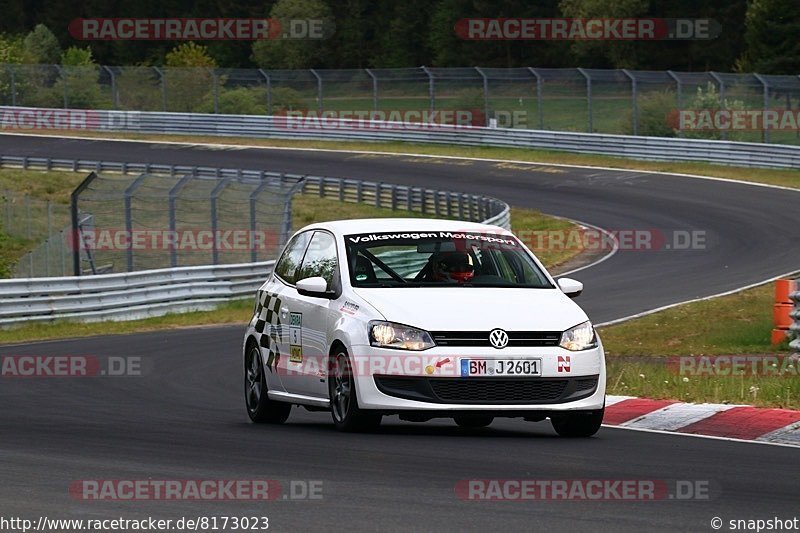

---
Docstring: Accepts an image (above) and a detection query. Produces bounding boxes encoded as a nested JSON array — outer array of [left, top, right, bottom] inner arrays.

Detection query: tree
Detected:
[[22, 24, 61, 64], [164, 42, 218, 112], [251, 0, 334, 69], [559, 0, 649, 69], [56, 47, 107, 108], [738, 0, 800, 74]]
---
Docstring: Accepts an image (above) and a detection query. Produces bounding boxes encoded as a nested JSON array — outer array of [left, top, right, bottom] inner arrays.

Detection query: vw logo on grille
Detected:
[[489, 328, 509, 349]]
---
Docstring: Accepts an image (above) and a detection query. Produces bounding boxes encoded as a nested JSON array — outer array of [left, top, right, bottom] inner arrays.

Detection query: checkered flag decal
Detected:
[[254, 290, 283, 372]]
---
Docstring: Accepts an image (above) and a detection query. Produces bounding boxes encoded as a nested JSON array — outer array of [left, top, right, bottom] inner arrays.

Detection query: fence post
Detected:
[[622, 69, 638, 136], [153, 67, 167, 111], [279, 179, 307, 247], [475, 66, 491, 127], [209, 178, 231, 266], [45, 200, 52, 276], [103, 66, 118, 109], [123, 174, 148, 272], [577, 68, 592, 133], [258, 69, 272, 114], [9, 65, 17, 106], [249, 179, 274, 263], [71, 172, 98, 276], [365, 68, 378, 112], [55, 65, 68, 108], [709, 71, 727, 140], [753, 73, 770, 144], [211, 68, 219, 114], [667, 70, 682, 137], [168, 174, 193, 267], [25, 195, 31, 238], [528, 68, 544, 129], [310, 69, 323, 113], [422, 66, 435, 112]]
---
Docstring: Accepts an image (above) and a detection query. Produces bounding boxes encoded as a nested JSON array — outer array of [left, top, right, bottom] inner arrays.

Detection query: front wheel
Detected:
[[550, 408, 604, 438], [329, 350, 381, 432], [245, 343, 291, 424]]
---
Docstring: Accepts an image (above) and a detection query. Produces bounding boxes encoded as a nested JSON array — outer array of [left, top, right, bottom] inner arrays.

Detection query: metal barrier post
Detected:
[[365, 68, 378, 112], [167, 175, 193, 267], [310, 69, 323, 113], [475, 66, 490, 127], [709, 72, 727, 140], [70, 172, 98, 276], [667, 70, 682, 137], [209, 178, 232, 265], [258, 69, 272, 114], [753, 74, 770, 144], [153, 67, 167, 111], [124, 174, 148, 272], [250, 179, 274, 263], [577, 68, 592, 133], [422, 66, 435, 112], [103, 66, 118, 109], [622, 69, 637, 136], [528, 68, 544, 129]]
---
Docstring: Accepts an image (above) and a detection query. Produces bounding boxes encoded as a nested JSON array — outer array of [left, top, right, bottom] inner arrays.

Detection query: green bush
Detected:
[[198, 86, 268, 115], [621, 90, 678, 137]]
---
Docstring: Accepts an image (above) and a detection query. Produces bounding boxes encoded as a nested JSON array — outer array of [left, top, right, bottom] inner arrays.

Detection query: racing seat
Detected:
[[353, 254, 378, 283]]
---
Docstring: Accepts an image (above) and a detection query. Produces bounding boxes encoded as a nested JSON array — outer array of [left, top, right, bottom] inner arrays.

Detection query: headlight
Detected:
[[368, 321, 435, 351], [559, 321, 598, 351]]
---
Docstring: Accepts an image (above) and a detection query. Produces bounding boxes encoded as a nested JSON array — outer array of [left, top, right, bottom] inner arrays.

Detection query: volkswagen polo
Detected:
[[242, 218, 605, 437]]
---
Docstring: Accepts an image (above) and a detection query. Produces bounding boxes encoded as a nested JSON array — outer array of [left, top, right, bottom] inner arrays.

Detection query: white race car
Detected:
[[242, 218, 606, 437]]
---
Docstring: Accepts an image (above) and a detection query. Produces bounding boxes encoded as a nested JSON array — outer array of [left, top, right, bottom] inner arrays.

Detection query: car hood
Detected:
[[351, 287, 589, 332]]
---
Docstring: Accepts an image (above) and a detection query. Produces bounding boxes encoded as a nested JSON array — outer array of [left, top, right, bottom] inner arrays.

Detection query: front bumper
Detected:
[[348, 344, 606, 412]]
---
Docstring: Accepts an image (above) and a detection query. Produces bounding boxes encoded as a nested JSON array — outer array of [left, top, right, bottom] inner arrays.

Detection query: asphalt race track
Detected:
[[1, 134, 800, 532]]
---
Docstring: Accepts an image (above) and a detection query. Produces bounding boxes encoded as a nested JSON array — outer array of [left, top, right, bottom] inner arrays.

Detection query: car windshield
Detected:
[[344, 230, 553, 288]]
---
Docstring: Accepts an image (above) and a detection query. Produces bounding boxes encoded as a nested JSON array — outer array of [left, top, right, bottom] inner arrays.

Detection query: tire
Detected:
[[550, 408, 604, 438], [454, 415, 494, 428], [329, 349, 381, 432], [245, 342, 291, 424]]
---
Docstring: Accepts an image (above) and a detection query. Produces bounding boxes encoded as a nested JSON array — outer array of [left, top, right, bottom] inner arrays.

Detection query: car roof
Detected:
[[296, 218, 511, 236]]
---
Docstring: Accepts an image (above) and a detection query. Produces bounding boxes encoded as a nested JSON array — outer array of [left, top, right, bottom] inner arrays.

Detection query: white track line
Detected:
[[618, 402, 738, 432], [602, 424, 800, 449]]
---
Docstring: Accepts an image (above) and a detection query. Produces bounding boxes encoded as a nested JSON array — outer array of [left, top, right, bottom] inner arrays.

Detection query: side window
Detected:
[[274, 231, 311, 284], [297, 231, 338, 290]]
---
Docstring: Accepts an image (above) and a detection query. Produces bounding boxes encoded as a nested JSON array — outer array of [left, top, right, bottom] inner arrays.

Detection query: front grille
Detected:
[[374, 375, 599, 405], [430, 331, 561, 347]]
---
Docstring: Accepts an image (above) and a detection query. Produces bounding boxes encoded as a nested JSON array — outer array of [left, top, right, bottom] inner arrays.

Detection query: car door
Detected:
[[284, 230, 340, 399], [265, 230, 312, 393]]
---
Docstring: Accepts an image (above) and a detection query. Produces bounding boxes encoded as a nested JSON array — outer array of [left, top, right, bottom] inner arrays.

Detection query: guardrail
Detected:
[[791, 284, 800, 352], [0, 154, 509, 325], [0, 261, 274, 325], [4, 106, 800, 169]]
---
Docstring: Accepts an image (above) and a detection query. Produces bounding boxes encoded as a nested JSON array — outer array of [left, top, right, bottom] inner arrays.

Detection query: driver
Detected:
[[430, 251, 475, 282]]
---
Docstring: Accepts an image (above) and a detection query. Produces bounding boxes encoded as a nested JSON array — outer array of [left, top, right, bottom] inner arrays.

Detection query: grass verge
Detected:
[[10, 130, 800, 189], [600, 283, 799, 408]]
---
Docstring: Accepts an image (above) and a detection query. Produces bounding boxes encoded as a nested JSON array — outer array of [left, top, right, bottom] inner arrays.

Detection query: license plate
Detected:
[[460, 358, 542, 377]]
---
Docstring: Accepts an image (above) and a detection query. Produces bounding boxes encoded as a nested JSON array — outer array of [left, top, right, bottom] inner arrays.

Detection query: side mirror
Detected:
[[557, 277, 583, 299], [296, 276, 336, 299]]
